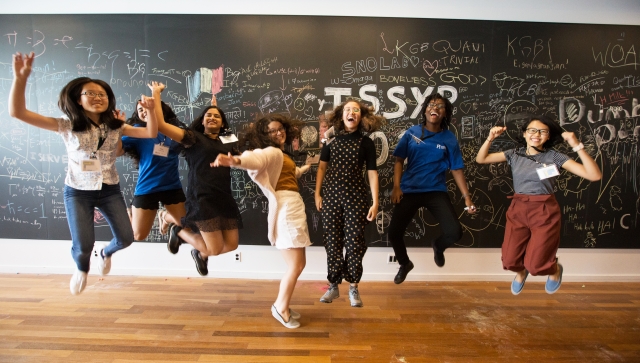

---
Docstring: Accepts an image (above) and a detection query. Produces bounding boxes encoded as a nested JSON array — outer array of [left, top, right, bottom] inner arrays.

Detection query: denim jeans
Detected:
[[64, 184, 134, 272], [388, 191, 463, 266]]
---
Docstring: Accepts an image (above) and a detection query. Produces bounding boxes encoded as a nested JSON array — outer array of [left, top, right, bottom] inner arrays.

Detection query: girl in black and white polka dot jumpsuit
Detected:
[[315, 100, 381, 307]]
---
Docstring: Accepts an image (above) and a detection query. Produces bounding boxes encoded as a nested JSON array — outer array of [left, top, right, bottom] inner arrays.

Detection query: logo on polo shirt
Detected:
[[436, 144, 446, 150]]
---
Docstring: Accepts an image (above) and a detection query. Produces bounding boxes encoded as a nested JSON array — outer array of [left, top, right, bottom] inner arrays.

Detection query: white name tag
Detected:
[[219, 134, 238, 144], [81, 158, 101, 172], [536, 164, 560, 180], [153, 144, 169, 157]]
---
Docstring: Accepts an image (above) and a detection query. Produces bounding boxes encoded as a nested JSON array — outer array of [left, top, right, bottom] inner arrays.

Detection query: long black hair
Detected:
[[127, 100, 182, 128], [516, 114, 564, 149], [58, 77, 122, 132], [123, 101, 184, 168], [189, 106, 229, 134], [419, 92, 453, 130], [241, 113, 302, 150]]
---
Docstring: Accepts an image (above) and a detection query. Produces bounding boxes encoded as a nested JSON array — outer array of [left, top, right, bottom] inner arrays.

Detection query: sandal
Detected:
[[158, 209, 170, 235]]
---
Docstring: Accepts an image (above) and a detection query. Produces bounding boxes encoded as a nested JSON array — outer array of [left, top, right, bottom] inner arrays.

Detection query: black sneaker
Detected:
[[191, 249, 208, 276], [433, 247, 445, 267], [394, 261, 414, 284], [168, 224, 181, 254]]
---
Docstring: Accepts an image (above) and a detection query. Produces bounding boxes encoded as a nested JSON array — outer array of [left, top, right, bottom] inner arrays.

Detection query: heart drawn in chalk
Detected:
[[422, 60, 438, 76], [459, 102, 473, 114]]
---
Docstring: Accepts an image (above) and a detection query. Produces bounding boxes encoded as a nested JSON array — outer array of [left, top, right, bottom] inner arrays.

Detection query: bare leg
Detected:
[[164, 202, 186, 227], [178, 228, 238, 258], [273, 248, 306, 321], [130, 207, 157, 241], [548, 261, 561, 281], [514, 269, 528, 283]]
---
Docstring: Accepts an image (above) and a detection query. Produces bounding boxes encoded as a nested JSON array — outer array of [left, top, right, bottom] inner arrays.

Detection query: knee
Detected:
[[133, 230, 149, 241]]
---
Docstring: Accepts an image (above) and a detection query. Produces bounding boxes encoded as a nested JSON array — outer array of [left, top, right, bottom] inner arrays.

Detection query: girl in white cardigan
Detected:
[[213, 114, 311, 329]]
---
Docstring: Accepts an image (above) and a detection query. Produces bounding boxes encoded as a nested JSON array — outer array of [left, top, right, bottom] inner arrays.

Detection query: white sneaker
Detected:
[[271, 305, 300, 329], [97, 246, 111, 276], [70, 270, 87, 295]]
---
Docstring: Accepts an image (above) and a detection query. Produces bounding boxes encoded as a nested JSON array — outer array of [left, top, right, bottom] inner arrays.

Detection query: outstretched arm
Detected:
[[122, 95, 158, 138], [560, 132, 602, 181], [476, 126, 507, 164], [9, 52, 58, 132]]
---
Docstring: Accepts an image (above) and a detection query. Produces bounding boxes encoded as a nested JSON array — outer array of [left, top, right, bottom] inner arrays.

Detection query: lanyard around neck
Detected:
[[89, 120, 106, 153]]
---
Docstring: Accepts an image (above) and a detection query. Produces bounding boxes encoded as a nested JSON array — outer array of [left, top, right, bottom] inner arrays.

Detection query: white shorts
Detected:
[[274, 190, 312, 250]]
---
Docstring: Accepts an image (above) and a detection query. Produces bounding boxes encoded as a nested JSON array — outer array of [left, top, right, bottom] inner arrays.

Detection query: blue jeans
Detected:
[[64, 184, 134, 272]]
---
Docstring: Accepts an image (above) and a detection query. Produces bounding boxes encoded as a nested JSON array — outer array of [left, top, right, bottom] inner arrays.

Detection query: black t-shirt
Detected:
[[320, 131, 377, 170]]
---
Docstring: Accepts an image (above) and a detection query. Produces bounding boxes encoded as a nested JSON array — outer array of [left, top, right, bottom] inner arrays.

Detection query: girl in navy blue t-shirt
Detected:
[[120, 98, 186, 244], [389, 93, 476, 284]]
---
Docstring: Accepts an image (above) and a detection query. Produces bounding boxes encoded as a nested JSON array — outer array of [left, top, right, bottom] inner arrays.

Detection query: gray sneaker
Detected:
[[319, 283, 339, 303], [349, 285, 363, 307]]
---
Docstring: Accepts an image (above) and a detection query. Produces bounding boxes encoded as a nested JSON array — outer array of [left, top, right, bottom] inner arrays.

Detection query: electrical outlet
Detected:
[[235, 252, 241, 262], [387, 254, 397, 264]]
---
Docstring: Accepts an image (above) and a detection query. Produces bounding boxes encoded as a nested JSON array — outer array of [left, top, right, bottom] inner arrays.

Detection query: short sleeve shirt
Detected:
[[121, 128, 183, 195], [393, 125, 464, 193], [504, 147, 570, 194], [319, 131, 377, 170], [56, 117, 124, 190]]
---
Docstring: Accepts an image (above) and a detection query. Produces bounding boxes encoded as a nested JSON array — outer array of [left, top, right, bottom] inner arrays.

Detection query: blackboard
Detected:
[[1, 14, 638, 249]]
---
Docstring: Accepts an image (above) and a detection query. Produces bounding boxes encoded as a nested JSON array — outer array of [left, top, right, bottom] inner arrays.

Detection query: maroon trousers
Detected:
[[502, 194, 560, 276]]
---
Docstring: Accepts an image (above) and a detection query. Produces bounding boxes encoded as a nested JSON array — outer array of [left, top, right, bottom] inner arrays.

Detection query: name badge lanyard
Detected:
[[516, 149, 547, 167], [89, 121, 106, 159]]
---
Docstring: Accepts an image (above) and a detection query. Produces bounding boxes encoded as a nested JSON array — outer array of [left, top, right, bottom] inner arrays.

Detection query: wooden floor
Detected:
[[0, 274, 639, 363]]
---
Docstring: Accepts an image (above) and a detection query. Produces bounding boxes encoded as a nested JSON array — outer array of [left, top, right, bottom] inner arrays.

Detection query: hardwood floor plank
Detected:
[[0, 274, 638, 362]]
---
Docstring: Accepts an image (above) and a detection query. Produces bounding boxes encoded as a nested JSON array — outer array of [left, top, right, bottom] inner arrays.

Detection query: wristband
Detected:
[[572, 143, 584, 152]]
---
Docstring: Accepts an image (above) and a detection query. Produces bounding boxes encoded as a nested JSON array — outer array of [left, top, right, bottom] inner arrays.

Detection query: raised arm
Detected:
[[476, 126, 507, 164], [314, 161, 328, 211], [9, 52, 58, 131], [122, 95, 158, 138], [148, 81, 186, 142], [560, 132, 602, 181]]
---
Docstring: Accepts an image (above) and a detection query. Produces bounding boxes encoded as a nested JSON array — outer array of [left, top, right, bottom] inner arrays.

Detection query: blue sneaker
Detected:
[[545, 264, 563, 294], [511, 270, 529, 295]]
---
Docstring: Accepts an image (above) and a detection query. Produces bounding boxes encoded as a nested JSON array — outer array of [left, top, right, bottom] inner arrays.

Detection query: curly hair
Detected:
[[516, 114, 565, 149], [58, 77, 122, 132], [328, 100, 383, 133], [241, 113, 302, 150], [419, 92, 453, 130]]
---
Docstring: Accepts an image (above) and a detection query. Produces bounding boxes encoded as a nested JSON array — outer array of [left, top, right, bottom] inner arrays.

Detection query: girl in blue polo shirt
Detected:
[[121, 99, 186, 245], [389, 93, 476, 284]]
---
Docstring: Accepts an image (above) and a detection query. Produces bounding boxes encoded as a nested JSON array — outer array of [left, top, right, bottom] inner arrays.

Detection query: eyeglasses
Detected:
[[525, 128, 549, 135], [426, 103, 446, 110], [268, 127, 285, 135], [81, 91, 108, 99], [344, 107, 360, 113]]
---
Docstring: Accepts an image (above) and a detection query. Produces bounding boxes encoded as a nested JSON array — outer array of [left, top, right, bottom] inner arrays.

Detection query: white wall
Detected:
[[1, 1, 639, 281]]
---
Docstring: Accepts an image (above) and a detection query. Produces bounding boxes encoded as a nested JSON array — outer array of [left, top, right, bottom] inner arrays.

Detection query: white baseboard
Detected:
[[1, 239, 639, 282]]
